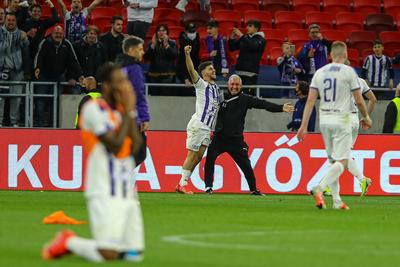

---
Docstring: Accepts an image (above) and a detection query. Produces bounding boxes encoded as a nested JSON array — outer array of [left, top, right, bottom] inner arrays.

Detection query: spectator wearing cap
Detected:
[[34, 25, 83, 126], [176, 22, 200, 92], [0, 12, 30, 127], [0, 8, 5, 27], [124, 0, 157, 40], [298, 24, 331, 81], [5, 0, 30, 28], [74, 25, 106, 77], [204, 20, 229, 81], [56, 0, 104, 43], [228, 19, 266, 94], [21, 0, 59, 70], [144, 23, 178, 95], [99, 16, 124, 62]]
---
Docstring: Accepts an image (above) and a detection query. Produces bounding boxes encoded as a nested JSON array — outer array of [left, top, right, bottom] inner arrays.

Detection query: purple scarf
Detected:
[[206, 35, 228, 73]]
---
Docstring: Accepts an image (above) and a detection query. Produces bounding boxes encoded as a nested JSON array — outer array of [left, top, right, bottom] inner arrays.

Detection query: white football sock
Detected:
[[329, 180, 342, 202], [319, 162, 345, 190], [66, 236, 104, 262], [347, 158, 364, 183], [179, 169, 192, 186]]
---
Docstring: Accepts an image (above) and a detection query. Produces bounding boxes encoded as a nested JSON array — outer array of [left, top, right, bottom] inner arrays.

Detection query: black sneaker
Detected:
[[205, 187, 213, 195], [251, 190, 265, 196]]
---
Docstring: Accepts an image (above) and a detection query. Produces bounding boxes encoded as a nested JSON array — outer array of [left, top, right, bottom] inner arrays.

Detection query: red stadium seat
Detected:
[[336, 12, 365, 32], [181, 10, 210, 27], [41, 6, 53, 19], [379, 31, 400, 53], [353, 0, 382, 17], [185, 1, 200, 11], [288, 29, 309, 49], [361, 48, 374, 60], [347, 48, 361, 67], [153, 8, 183, 26], [365, 14, 395, 33], [268, 46, 283, 66], [263, 28, 287, 52], [320, 30, 348, 42], [168, 26, 184, 41], [91, 7, 119, 19], [197, 27, 208, 39], [243, 10, 272, 29], [275, 11, 303, 32], [261, 0, 290, 15], [292, 0, 321, 13], [349, 31, 377, 53], [232, 0, 260, 16], [109, 0, 124, 10], [213, 10, 242, 29], [322, 0, 351, 15], [210, 0, 229, 11], [384, 0, 400, 19], [91, 17, 112, 33], [305, 12, 334, 30]]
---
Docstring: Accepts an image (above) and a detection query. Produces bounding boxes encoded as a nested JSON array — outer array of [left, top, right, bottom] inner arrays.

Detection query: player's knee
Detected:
[[98, 249, 120, 261]]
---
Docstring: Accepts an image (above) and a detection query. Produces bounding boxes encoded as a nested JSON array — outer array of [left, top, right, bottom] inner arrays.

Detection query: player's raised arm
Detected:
[[185, 45, 200, 83]]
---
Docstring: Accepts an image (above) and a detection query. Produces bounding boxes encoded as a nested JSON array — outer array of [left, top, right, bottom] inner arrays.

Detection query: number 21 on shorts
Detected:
[[323, 78, 337, 102]]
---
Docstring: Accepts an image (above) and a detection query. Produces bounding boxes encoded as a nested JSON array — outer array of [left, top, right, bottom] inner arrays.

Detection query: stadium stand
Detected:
[[287, 29, 309, 50], [349, 31, 377, 53], [212, 9, 242, 29], [322, 0, 351, 14], [153, 8, 183, 26], [353, 0, 382, 17], [264, 29, 287, 52], [210, 0, 229, 11], [335, 12, 365, 32], [305, 11, 335, 30], [261, 0, 290, 15], [292, 0, 321, 13], [320, 30, 348, 42], [274, 11, 303, 32], [365, 13, 395, 33], [243, 10, 272, 29], [232, 0, 260, 16], [383, 0, 400, 18]]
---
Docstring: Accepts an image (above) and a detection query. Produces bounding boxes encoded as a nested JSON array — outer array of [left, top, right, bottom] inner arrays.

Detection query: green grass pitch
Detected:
[[1, 191, 399, 267]]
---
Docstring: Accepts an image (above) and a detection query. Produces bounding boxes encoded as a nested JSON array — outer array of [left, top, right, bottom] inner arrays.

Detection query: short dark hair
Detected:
[[308, 24, 320, 32], [247, 19, 261, 31], [298, 81, 309, 96], [198, 61, 213, 75], [96, 62, 120, 84], [156, 23, 169, 35], [5, 12, 17, 18], [87, 25, 99, 34], [206, 20, 219, 28], [373, 39, 383, 46], [30, 4, 42, 11], [122, 35, 144, 53], [111, 15, 123, 24]]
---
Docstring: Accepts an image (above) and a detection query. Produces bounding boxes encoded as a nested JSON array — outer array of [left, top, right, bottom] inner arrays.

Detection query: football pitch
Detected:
[[1, 191, 399, 267]]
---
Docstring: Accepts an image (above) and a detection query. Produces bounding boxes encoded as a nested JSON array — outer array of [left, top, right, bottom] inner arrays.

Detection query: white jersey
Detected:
[[190, 77, 222, 131], [310, 63, 361, 117], [80, 99, 136, 200], [351, 78, 371, 113]]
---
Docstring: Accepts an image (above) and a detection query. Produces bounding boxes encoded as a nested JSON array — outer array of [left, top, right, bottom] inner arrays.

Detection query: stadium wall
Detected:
[[61, 95, 389, 134], [0, 129, 399, 196]]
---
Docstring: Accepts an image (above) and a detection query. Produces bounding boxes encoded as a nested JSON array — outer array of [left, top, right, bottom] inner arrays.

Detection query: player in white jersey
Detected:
[[42, 63, 145, 262], [297, 41, 372, 210], [176, 45, 221, 194]]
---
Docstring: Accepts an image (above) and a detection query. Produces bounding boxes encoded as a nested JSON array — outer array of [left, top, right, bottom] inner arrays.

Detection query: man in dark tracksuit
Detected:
[[204, 75, 294, 195]]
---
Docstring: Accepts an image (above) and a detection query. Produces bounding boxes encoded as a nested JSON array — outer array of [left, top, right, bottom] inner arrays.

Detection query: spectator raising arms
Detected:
[[298, 24, 331, 81], [144, 24, 178, 95], [229, 20, 266, 94], [56, 0, 104, 43], [0, 13, 30, 127], [74, 25, 105, 77], [204, 20, 229, 80], [124, 0, 157, 40], [177, 22, 200, 90], [99, 15, 124, 62], [277, 42, 304, 86], [5, 0, 30, 28], [21, 0, 59, 69]]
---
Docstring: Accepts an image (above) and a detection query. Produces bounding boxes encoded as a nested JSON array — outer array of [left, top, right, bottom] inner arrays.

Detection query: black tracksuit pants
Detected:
[[134, 132, 147, 166], [204, 135, 257, 191]]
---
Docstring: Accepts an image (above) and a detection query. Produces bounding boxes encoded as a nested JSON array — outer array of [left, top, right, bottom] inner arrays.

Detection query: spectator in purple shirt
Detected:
[[115, 35, 150, 165], [298, 24, 331, 81]]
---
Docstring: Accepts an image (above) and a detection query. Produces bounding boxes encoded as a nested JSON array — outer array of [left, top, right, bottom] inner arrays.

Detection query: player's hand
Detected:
[[140, 121, 149, 132], [294, 68, 302, 74], [283, 103, 295, 113], [68, 79, 77, 86], [297, 126, 307, 142], [184, 45, 192, 55], [34, 68, 40, 79], [360, 116, 372, 130], [210, 50, 217, 57], [184, 79, 192, 87], [389, 79, 394, 89]]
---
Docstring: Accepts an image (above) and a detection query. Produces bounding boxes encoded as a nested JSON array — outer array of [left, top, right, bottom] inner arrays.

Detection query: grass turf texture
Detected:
[[1, 191, 399, 267]]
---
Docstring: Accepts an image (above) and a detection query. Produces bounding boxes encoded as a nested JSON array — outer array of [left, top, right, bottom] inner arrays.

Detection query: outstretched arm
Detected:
[[185, 45, 200, 83], [56, 0, 67, 16], [87, 0, 104, 15]]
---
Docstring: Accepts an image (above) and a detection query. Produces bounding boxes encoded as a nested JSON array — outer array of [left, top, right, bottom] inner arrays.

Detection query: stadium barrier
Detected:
[[1, 129, 399, 196]]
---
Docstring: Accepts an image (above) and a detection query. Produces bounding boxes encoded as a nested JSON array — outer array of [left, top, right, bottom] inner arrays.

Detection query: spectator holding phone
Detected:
[[277, 41, 304, 86]]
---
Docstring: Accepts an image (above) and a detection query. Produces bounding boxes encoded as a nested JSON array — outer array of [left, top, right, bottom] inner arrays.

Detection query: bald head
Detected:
[[82, 76, 97, 91], [228, 74, 242, 95]]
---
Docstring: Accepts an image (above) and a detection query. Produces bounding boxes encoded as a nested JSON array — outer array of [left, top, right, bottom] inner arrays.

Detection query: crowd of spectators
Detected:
[[0, 0, 398, 128]]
